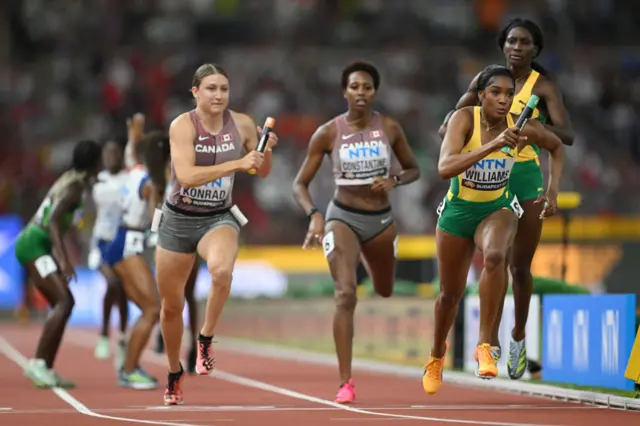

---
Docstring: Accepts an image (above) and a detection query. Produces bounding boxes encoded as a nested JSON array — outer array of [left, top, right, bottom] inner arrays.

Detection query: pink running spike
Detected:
[[195, 339, 215, 375], [335, 379, 356, 404], [163, 371, 184, 406]]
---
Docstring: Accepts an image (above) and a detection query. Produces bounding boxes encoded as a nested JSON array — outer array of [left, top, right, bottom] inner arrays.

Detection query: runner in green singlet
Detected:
[[438, 18, 574, 380], [423, 65, 565, 395], [14, 140, 103, 389]]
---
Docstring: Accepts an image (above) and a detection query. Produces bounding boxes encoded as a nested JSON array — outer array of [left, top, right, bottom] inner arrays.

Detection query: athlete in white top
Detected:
[[99, 130, 168, 390], [90, 140, 129, 368], [120, 165, 153, 230]]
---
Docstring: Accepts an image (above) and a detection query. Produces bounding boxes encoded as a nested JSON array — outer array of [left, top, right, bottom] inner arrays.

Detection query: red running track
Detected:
[[0, 324, 638, 426]]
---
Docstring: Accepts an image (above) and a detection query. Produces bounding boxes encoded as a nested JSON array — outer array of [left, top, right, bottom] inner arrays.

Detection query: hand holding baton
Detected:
[[248, 117, 276, 174], [501, 94, 540, 156]]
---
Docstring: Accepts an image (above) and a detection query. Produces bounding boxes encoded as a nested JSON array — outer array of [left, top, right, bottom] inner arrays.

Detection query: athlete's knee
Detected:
[[142, 304, 161, 323], [208, 263, 232, 289], [375, 287, 393, 298], [57, 292, 75, 319], [509, 263, 532, 286], [372, 278, 393, 298], [161, 297, 185, 320], [483, 249, 508, 272], [334, 285, 357, 311], [436, 287, 463, 310]]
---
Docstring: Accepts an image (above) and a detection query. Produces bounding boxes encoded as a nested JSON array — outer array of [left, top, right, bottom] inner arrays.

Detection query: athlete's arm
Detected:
[[438, 109, 489, 179], [537, 78, 574, 146], [292, 122, 332, 217], [524, 120, 565, 202], [235, 112, 273, 178], [169, 114, 242, 188], [384, 116, 420, 185], [438, 73, 481, 138], [438, 109, 520, 179], [455, 73, 481, 110], [140, 180, 163, 225], [124, 113, 145, 168], [48, 182, 83, 278]]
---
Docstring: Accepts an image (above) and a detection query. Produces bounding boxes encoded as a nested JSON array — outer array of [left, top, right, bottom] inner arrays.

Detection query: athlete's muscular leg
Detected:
[[508, 199, 543, 341], [26, 264, 75, 368], [325, 221, 361, 383], [156, 247, 196, 373], [360, 224, 397, 298], [115, 256, 160, 373], [184, 262, 199, 364], [491, 198, 543, 343], [490, 262, 510, 348], [431, 229, 475, 358], [197, 226, 239, 337], [99, 264, 128, 337], [475, 210, 518, 345]]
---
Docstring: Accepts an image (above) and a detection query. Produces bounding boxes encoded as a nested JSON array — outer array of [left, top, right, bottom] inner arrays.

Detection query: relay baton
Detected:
[[501, 94, 540, 156], [248, 116, 276, 174]]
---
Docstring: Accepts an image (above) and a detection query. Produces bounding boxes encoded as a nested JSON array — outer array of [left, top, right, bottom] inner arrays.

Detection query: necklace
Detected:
[[480, 110, 505, 132]]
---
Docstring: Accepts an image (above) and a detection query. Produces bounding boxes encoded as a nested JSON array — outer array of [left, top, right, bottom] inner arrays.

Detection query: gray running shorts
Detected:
[[325, 200, 394, 243], [157, 203, 240, 254]]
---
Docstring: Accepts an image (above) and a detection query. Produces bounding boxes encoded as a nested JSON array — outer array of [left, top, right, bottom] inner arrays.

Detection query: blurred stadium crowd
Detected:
[[2, 0, 640, 254]]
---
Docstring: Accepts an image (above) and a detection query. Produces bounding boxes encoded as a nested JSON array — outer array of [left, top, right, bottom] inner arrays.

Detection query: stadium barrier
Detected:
[[0, 215, 24, 309], [542, 294, 637, 391]]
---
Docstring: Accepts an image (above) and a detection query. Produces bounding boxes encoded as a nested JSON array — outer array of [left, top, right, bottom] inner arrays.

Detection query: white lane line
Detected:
[[66, 331, 568, 426], [213, 368, 568, 426], [0, 337, 200, 426], [220, 339, 640, 411], [0, 404, 600, 416]]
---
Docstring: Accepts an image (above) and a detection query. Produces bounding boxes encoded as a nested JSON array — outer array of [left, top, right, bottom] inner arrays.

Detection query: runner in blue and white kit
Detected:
[[99, 130, 167, 389], [90, 139, 129, 369]]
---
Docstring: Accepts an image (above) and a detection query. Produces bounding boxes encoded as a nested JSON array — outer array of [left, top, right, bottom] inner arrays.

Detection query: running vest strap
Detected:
[[510, 70, 546, 162]]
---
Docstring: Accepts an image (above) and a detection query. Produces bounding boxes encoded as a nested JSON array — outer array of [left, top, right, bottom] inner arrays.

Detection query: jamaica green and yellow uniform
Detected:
[[437, 107, 524, 239], [509, 70, 547, 202], [14, 170, 86, 266]]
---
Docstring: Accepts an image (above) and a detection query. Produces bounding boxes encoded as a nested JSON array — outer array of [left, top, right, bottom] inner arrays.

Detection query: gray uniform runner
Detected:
[[158, 110, 243, 254], [325, 112, 399, 242]]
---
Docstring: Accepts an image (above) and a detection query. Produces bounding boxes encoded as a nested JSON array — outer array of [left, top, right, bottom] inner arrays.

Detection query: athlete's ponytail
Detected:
[[71, 139, 102, 173], [141, 130, 171, 192], [530, 61, 548, 76]]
